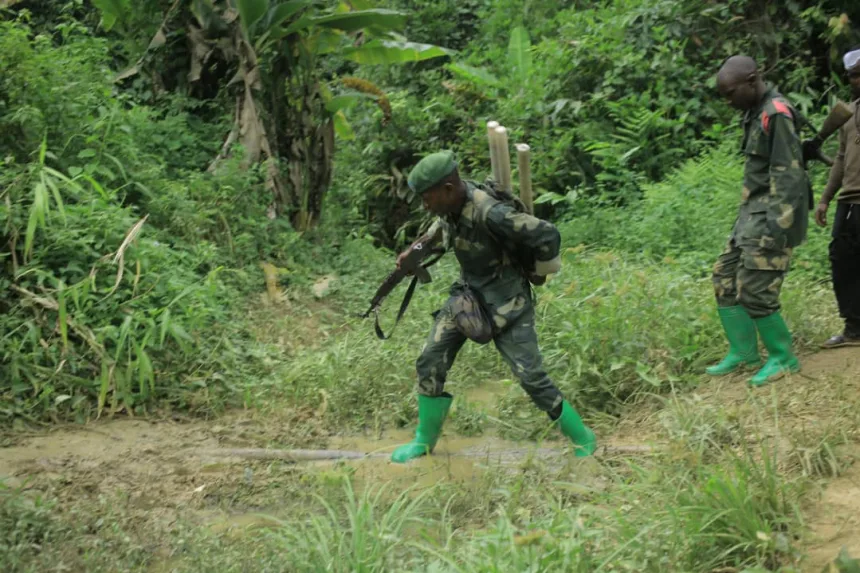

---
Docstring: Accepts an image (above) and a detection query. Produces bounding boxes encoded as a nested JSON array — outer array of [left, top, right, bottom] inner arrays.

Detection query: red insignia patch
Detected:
[[772, 99, 792, 118], [761, 100, 793, 134]]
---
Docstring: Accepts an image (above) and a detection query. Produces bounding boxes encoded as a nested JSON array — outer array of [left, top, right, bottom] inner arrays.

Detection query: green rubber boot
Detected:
[[556, 401, 597, 457], [391, 394, 453, 463], [750, 312, 800, 387], [706, 306, 762, 376]]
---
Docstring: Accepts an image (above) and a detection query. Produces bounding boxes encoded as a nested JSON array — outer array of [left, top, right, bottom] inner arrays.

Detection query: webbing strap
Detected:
[[373, 252, 443, 340], [374, 274, 418, 340]]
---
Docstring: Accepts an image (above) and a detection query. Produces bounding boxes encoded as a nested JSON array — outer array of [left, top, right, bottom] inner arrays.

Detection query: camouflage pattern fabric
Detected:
[[424, 182, 562, 331], [733, 86, 810, 250], [416, 301, 563, 413], [712, 87, 808, 318], [414, 182, 564, 413], [448, 286, 493, 344], [712, 239, 792, 318]]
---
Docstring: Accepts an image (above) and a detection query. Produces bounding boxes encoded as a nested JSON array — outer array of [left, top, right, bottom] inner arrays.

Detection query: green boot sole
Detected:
[[391, 443, 432, 462], [705, 357, 762, 376], [573, 427, 598, 457], [556, 401, 597, 457], [706, 306, 761, 377], [749, 312, 800, 388], [749, 357, 800, 386], [391, 394, 453, 464]]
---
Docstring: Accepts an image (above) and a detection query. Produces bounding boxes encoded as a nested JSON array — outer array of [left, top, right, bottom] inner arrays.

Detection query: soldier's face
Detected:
[[849, 66, 860, 99], [718, 74, 757, 111], [421, 184, 454, 215]]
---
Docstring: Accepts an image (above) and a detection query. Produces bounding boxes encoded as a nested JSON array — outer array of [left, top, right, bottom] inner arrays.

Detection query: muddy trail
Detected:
[[0, 385, 640, 524], [2, 346, 859, 572]]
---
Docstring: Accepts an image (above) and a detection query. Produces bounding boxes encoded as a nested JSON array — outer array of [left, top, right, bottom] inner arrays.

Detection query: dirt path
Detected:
[[0, 412, 629, 508], [792, 348, 860, 571], [684, 346, 860, 572], [805, 455, 860, 571], [1, 347, 859, 571]]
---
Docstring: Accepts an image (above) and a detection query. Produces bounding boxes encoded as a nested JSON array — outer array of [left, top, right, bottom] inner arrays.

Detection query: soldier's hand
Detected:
[[396, 249, 411, 271], [815, 201, 829, 228], [529, 273, 547, 286], [801, 137, 822, 164]]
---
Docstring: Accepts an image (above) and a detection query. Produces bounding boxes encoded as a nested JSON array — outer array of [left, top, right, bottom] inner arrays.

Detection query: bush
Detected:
[[0, 19, 290, 424]]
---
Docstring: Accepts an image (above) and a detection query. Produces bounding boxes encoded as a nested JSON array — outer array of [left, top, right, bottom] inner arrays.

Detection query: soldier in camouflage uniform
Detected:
[[708, 56, 811, 386], [390, 150, 597, 463]]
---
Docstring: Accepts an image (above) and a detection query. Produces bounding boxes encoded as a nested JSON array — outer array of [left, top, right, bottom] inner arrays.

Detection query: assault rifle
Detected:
[[361, 233, 442, 339]]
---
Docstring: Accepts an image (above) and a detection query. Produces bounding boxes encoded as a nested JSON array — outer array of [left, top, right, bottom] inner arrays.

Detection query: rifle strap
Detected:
[[373, 252, 444, 340], [374, 274, 418, 340]]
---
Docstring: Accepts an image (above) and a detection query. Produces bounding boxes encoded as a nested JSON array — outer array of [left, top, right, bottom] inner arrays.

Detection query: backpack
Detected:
[[471, 178, 544, 284]]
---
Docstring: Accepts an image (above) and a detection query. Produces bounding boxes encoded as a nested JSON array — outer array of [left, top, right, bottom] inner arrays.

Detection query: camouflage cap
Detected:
[[407, 150, 458, 194]]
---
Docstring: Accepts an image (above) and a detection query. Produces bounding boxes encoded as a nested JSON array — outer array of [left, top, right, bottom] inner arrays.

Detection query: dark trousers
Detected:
[[416, 299, 563, 413], [830, 202, 860, 337]]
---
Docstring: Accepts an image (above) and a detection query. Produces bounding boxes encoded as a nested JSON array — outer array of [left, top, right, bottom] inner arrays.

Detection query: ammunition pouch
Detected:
[[449, 287, 494, 345]]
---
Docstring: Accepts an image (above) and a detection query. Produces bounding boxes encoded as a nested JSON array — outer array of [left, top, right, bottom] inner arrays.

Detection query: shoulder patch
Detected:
[[761, 110, 771, 134], [772, 99, 792, 118], [761, 99, 793, 135]]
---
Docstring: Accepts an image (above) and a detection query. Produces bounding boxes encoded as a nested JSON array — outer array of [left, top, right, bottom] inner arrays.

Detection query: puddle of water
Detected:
[[461, 379, 509, 409], [319, 431, 593, 492], [323, 432, 495, 489]]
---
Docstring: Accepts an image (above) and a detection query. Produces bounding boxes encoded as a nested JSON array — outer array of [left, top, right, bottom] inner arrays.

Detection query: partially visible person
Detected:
[[816, 47, 860, 349]]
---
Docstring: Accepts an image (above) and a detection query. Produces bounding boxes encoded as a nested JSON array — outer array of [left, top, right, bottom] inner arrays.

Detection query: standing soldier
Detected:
[[390, 150, 597, 463], [816, 47, 860, 348], [707, 56, 811, 386]]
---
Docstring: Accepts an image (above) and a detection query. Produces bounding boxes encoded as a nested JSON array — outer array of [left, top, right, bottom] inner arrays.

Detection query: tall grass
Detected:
[[266, 480, 441, 572], [210, 437, 804, 572]]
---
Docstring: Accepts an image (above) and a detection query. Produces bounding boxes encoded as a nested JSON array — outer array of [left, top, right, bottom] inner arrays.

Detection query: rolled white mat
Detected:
[[516, 143, 533, 214], [494, 126, 512, 193], [487, 120, 500, 184]]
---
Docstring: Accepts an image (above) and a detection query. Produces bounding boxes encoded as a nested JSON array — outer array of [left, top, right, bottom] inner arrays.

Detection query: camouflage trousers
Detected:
[[712, 239, 793, 318], [415, 298, 563, 413]]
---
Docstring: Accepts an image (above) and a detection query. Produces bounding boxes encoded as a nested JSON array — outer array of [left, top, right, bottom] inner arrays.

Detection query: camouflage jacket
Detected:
[[426, 182, 561, 332], [732, 86, 810, 250]]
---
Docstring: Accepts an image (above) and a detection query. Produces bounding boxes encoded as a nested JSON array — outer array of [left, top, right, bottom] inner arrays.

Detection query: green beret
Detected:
[[407, 150, 457, 194]]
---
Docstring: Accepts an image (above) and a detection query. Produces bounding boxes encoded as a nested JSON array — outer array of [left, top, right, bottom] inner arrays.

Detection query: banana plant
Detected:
[[447, 25, 531, 98], [97, 0, 454, 230]]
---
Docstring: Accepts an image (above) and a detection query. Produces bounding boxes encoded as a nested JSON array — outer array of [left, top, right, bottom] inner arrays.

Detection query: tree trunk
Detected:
[[196, 20, 335, 230], [270, 49, 335, 231]]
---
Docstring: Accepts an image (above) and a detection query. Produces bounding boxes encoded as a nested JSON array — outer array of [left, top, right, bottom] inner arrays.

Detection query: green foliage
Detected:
[[0, 481, 59, 570], [343, 40, 454, 65], [180, 439, 805, 572], [235, 0, 269, 33], [0, 18, 291, 424], [91, 0, 130, 31], [560, 141, 833, 278], [267, 480, 438, 572], [337, 0, 857, 241], [0, 3, 855, 570], [674, 451, 803, 569], [0, 21, 111, 163]]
